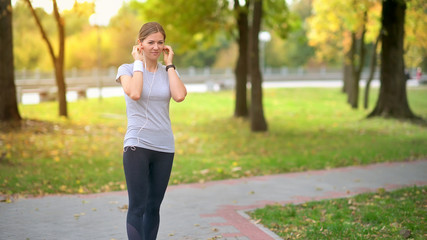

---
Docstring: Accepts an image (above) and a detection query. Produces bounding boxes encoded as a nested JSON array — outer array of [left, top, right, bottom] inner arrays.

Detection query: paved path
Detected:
[[1, 160, 426, 240]]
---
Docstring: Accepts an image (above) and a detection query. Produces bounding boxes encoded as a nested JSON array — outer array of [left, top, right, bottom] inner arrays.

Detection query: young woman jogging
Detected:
[[115, 21, 187, 240]]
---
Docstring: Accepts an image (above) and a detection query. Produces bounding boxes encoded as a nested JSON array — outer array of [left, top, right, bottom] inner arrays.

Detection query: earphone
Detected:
[[136, 57, 157, 145]]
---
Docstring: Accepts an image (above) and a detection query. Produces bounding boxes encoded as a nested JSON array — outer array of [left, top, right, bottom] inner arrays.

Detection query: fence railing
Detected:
[[15, 66, 349, 79], [14, 66, 380, 102]]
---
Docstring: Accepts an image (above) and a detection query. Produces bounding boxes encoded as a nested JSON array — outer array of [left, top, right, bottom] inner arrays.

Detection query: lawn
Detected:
[[249, 186, 426, 239], [1, 86, 426, 196]]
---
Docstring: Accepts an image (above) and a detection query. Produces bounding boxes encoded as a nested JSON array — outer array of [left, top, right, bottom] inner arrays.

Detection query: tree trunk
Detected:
[[25, 0, 67, 117], [364, 27, 382, 109], [55, 60, 67, 116], [0, 0, 21, 123], [348, 10, 367, 109], [346, 32, 357, 107], [234, 0, 249, 118], [342, 50, 352, 94], [249, 0, 267, 132], [53, 0, 67, 116], [368, 0, 418, 119]]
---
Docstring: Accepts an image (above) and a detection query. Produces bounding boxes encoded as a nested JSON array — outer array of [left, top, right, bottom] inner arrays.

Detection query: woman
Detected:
[[115, 22, 187, 240]]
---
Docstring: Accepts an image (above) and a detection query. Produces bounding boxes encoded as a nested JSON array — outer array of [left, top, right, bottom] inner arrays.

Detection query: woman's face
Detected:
[[140, 32, 165, 61]]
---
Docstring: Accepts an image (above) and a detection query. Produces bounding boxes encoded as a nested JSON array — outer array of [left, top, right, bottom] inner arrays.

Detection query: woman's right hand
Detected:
[[132, 45, 144, 61]]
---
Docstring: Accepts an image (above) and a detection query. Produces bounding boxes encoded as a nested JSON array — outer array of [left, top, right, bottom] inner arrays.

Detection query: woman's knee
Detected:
[[129, 205, 145, 217], [146, 197, 162, 213]]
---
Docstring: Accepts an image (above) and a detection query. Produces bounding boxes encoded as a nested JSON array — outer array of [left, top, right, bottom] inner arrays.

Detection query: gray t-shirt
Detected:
[[116, 63, 175, 153]]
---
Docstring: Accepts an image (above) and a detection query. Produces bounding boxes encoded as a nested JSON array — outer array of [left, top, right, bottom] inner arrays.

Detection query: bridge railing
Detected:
[[14, 66, 379, 102]]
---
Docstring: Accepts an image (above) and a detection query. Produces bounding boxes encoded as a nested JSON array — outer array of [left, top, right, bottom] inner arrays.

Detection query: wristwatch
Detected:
[[166, 64, 176, 72]]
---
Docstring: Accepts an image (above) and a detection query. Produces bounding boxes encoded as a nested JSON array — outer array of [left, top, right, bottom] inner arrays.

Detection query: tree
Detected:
[[133, 0, 231, 53], [232, 0, 292, 119], [404, 0, 427, 70], [307, 0, 380, 108], [25, 0, 67, 117], [133, 0, 291, 131], [12, 1, 51, 70], [346, 5, 367, 109], [250, 0, 267, 131], [307, 0, 348, 65], [364, 27, 382, 109], [234, 0, 249, 117], [233, 0, 291, 127], [368, 0, 419, 119], [0, 0, 21, 123], [266, 0, 314, 68]]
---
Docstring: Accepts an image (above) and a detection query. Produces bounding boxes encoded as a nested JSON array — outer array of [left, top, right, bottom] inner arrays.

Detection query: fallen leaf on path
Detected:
[[118, 204, 128, 212]]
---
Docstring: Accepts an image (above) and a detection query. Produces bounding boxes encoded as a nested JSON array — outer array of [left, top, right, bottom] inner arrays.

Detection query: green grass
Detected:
[[1, 87, 427, 196], [249, 186, 427, 239]]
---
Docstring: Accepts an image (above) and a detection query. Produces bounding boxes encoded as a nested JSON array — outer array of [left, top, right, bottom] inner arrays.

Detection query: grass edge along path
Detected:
[[249, 185, 427, 240]]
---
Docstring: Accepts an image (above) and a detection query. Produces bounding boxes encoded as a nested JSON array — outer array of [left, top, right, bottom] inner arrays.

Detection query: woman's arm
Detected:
[[120, 46, 144, 101], [164, 45, 187, 102], [120, 71, 143, 101], [168, 67, 187, 102]]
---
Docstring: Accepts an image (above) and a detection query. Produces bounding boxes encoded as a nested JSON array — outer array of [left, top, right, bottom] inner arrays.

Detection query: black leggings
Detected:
[[123, 147, 174, 240]]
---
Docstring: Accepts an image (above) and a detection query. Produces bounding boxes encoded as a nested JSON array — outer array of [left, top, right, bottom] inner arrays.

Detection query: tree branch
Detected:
[[52, 0, 64, 64], [24, 0, 56, 63]]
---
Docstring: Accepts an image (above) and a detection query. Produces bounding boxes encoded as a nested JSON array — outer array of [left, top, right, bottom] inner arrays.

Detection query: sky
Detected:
[[12, 0, 129, 26]]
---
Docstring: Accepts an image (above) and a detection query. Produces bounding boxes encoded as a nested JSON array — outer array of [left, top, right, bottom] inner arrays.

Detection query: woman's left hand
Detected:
[[163, 45, 174, 65]]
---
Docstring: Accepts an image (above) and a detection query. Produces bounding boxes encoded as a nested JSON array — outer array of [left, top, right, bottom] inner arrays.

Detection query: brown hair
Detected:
[[137, 22, 166, 42]]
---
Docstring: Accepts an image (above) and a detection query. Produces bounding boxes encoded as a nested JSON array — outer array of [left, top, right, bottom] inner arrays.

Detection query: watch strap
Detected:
[[166, 64, 176, 72]]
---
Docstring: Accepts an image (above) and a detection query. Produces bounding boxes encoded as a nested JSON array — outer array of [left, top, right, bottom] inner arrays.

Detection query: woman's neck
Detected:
[[145, 60, 158, 72]]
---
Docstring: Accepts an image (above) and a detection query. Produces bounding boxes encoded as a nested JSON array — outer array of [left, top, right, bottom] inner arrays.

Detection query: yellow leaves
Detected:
[[177, 149, 184, 155], [118, 204, 128, 212], [308, 0, 382, 62], [50, 149, 63, 162], [117, 126, 125, 133], [78, 186, 85, 194], [100, 181, 126, 192], [325, 13, 341, 32], [50, 150, 59, 156], [4, 151, 12, 160], [231, 161, 242, 172], [74, 212, 85, 220]]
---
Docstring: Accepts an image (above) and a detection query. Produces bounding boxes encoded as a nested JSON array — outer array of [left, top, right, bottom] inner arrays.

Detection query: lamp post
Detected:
[[259, 31, 271, 74], [89, 12, 103, 101]]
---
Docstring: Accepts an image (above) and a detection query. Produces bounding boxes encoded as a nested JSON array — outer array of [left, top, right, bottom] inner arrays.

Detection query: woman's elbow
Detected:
[[173, 93, 186, 102], [130, 94, 141, 101], [127, 91, 141, 101]]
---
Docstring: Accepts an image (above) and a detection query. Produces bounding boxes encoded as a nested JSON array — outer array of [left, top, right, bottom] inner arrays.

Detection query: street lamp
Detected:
[[259, 31, 271, 73], [89, 12, 105, 100]]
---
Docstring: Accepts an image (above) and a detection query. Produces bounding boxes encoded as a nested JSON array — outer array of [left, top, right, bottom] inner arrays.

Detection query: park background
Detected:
[[1, 0, 427, 239], [10, 0, 427, 74]]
